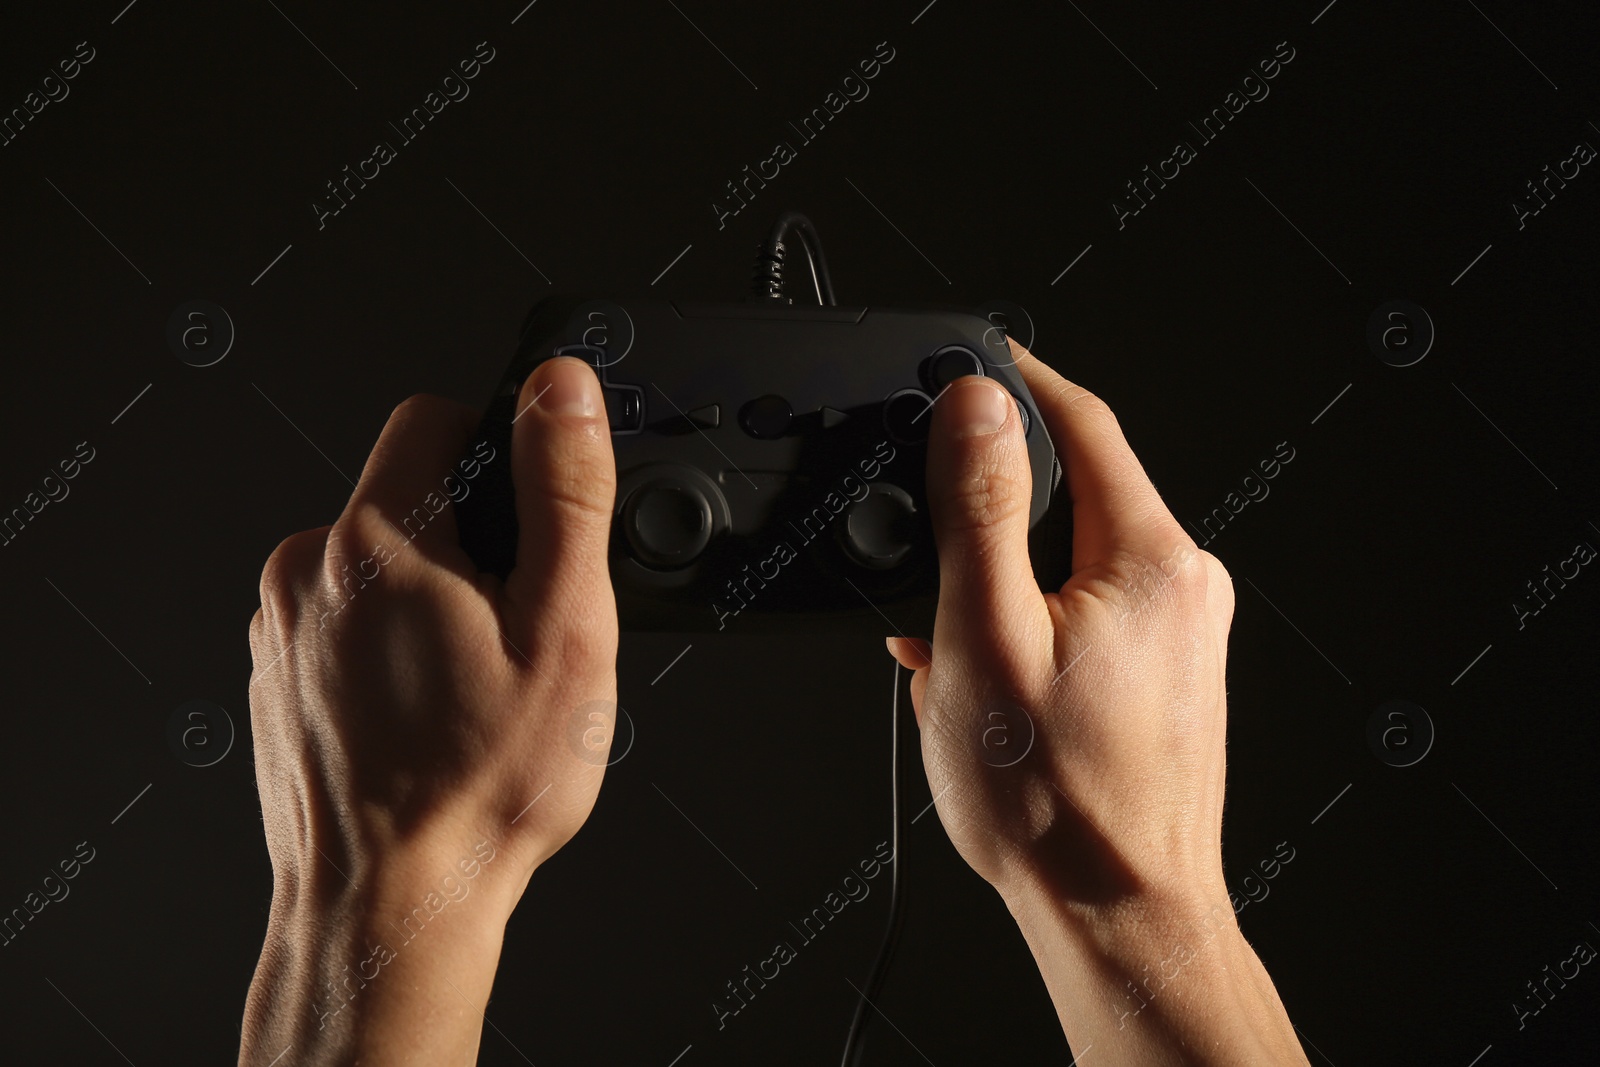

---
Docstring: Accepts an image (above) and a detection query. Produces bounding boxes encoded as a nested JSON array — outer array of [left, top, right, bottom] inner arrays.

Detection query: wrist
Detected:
[[241, 835, 521, 1065], [1001, 870, 1243, 986], [998, 874, 1305, 1066]]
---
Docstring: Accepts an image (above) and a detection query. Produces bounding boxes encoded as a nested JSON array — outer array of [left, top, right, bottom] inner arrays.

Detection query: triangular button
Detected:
[[687, 403, 721, 429], [819, 406, 849, 428]]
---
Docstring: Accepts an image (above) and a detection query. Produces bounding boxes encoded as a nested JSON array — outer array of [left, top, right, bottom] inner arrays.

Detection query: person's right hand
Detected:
[[887, 340, 1308, 1065]]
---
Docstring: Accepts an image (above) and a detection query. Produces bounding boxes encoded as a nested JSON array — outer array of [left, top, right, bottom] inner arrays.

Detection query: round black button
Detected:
[[883, 388, 932, 445], [622, 479, 713, 569], [927, 346, 985, 392], [837, 483, 919, 570], [739, 394, 793, 439], [1010, 392, 1031, 437]]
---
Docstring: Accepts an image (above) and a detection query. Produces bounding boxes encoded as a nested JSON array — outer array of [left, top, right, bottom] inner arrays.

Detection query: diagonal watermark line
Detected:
[[652, 243, 693, 286], [252, 243, 293, 285], [44, 978, 136, 1066], [1049, 643, 1091, 687], [665, 0, 758, 89], [252, 382, 357, 487], [510, 783, 553, 825], [264, 0, 359, 90], [909, 381, 954, 424], [1463, 0, 1557, 90], [843, 975, 937, 1065], [653, 782, 759, 889], [1452, 644, 1492, 686], [1310, 0, 1339, 24], [1452, 782, 1558, 890], [1451, 383, 1557, 489], [667, 1045, 693, 1067], [1051, 243, 1093, 284], [652, 383, 757, 488], [510, 381, 553, 424], [1311, 782, 1351, 825], [314, 845, 352, 884], [1243, 176, 1351, 284], [840, 575, 910, 639], [1465, 1045, 1492, 1067], [652, 644, 693, 685], [44, 177, 151, 284], [1242, 577, 1352, 684], [1294, 1024, 1339, 1067], [111, 782, 153, 825], [1063, 0, 1158, 90], [265, 1045, 292, 1067], [446, 178, 552, 284], [511, 0, 540, 24], [845, 177, 951, 284], [1451, 243, 1492, 286], [111, 383, 153, 425], [45, 577, 151, 685], [248, 635, 300, 687], [112, 0, 140, 24], [442, 976, 537, 1065], [1067, 1042, 1095, 1066], [1311, 383, 1352, 425], [912, 783, 951, 824], [911, 0, 939, 23]]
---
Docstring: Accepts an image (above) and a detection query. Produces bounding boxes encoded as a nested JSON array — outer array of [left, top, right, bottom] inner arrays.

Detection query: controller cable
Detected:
[[751, 216, 906, 1061], [753, 210, 837, 306], [839, 661, 910, 1066]]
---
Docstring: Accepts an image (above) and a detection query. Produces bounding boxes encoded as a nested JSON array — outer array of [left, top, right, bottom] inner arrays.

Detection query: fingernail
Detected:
[[947, 377, 1009, 437], [533, 357, 600, 418]]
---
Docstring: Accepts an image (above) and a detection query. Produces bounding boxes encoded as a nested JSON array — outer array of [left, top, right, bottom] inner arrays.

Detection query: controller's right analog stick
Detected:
[[837, 483, 919, 570], [622, 477, 714, 569]]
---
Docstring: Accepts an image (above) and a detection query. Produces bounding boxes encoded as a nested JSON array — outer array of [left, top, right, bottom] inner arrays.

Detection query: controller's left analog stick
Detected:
[[622, 477, 714, 569]]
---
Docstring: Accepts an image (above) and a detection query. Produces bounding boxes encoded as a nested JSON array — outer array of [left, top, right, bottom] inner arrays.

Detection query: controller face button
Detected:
[[622, 477, 714, 569], [838, 483, 918, 570], [819, 405, 850, 429], [740, 394, 794, 439], [1010, 393, 1031, 437], [882, 388, 933, 445], [603, 383, 646, 433], [926, 345, 985, 392]]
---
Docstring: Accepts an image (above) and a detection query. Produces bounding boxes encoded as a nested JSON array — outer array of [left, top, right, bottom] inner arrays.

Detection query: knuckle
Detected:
[[1164, 543, 1212, 601], [258, 529, 330, 632], [1198, 549, 1236, 616], [536, 427, 617, 522], [1049, 377, 1117, 428], [939, 461, 1030, 533], [389, 392, 444, 425], [259, 531, 317, 606]]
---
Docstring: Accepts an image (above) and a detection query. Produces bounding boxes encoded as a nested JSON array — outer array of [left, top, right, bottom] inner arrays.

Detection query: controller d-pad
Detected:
[[604, 383, 645, 433]]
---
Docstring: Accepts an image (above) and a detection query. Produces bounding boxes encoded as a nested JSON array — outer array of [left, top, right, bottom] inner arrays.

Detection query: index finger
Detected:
[[1011, 339, 1193, 575]]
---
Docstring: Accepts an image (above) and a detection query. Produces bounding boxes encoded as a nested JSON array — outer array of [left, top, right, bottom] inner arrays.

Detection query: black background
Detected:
[[2, 0, 1598, 1063]]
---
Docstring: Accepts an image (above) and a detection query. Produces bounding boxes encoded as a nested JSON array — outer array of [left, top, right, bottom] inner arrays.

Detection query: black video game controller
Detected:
[[457, 293, 1059, 634]]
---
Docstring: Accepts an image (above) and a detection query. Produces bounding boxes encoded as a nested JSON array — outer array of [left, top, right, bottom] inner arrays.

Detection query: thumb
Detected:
[[924, 375, 1045, 650], [503, 356, 618, 637]]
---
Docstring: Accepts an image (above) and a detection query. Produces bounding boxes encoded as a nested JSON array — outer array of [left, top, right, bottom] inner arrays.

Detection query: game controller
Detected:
[[456, 221, 1059, 634]]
